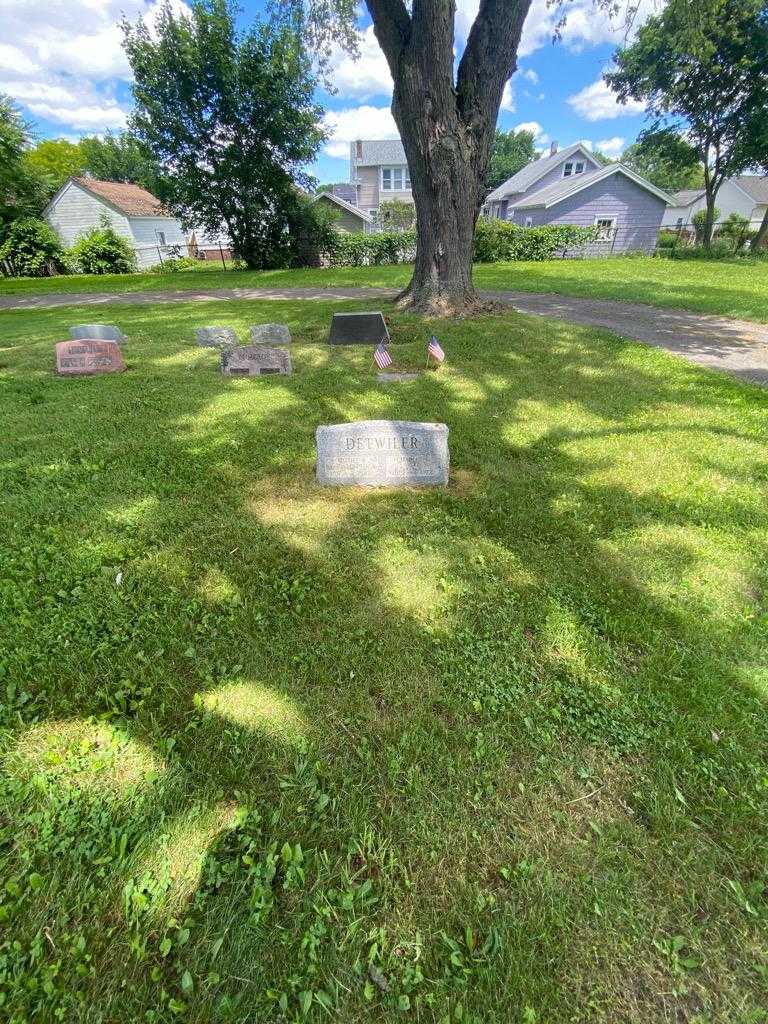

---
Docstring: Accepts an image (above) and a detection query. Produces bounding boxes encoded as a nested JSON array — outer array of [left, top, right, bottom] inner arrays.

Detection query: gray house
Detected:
[[484, 142, 672, 252], [348, 139, 413, 226]]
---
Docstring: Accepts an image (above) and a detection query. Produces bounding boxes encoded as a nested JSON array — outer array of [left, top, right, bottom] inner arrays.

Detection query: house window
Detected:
[[676, 217, 684, 227], [381, 166, 411, 191], [156, 230, 166, 245], [594, 216, 616, 242], [524, 216, 533, 228], [563, 160, 585, 178]]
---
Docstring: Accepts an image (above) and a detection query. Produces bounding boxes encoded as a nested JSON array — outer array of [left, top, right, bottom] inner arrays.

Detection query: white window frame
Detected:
[[524, 216, 533, 228], [594, 216, 616, 242], [562, 160, 586, 178], [380, 165, 411, 192]]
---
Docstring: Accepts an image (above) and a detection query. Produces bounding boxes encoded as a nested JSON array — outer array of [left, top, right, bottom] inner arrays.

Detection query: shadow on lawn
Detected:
[[2, 306, 768, 1021]]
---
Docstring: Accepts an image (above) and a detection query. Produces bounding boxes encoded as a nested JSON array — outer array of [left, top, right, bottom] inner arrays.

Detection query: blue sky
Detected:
[[2, 0, 659, 181]]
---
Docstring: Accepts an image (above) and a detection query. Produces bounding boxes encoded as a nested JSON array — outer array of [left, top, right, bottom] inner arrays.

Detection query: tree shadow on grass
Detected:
[[1, 302, 768, 1022]]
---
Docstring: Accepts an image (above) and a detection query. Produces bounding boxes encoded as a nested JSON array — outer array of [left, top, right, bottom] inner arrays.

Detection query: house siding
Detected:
[[661, 179, 764, 228], [314, 195, 369, 234], [46, 181, 132, 247], [526, 154, 601, 196], [354, 164, 414, 213], [128, 216, 189, 268], [511, 172, 666, 253]]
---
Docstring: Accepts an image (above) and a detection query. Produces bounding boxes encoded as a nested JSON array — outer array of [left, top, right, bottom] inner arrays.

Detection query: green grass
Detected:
[[2, 255, 768, 322], [1, 298, 768, 1023]]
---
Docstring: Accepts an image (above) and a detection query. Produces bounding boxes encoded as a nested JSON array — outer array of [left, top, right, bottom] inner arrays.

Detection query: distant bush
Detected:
[[325, 230, 416, 266], [692, 207, 720, 244], [715, 212, 755, 252], [149, 255, 199, 273], [0, 218, 67, 277], [473, 219, 599, 262], [669, 238, 737, 260], [69, 218, 137, 274]]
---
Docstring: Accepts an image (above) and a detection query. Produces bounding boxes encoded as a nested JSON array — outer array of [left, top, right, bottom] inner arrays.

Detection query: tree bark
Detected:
[[366, 0, 532, 315], [753, 204, 768, 251]]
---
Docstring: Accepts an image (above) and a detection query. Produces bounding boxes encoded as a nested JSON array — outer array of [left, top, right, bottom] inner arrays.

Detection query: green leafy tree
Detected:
[[622, 129, 703, 192], [79, 131, 166, 196], [486, 129, 536, 193], [278, 0, 631, 315], [0, 95, 48, 239], [24, 139, 87, 195], [0, 217, 67, 277], [379, 198, 415, 231], [607, 0, 768, 245], [122, 0, 325, 270]]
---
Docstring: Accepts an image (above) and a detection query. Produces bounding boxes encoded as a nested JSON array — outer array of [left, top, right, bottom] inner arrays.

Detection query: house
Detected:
[[662, 177, 768, 231], [44, 177, 188, 268], [483, 142, 672, 253], [312, 189, 374, 233], [348, 140, 414, 225], [187, 229, 233, 262]]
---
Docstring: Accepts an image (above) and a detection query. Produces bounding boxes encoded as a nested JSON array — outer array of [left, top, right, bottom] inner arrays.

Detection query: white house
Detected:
[[44, 177, 188, 268], [662, 176, 768, 230]]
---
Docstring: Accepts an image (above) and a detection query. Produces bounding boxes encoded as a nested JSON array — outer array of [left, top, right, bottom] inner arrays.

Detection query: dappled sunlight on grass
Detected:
[[199, 681, 307, 743], [8, 719, 165, 796]]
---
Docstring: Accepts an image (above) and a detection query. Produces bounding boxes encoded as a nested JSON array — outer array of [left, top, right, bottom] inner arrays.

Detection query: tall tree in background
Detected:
[[24, 139, 87, 196], [486, 128, 536, 193], [123, 0, 324, 269], [607, 0, 768, 245], [284, 0, 639, 314], [0, 95, 47, 239], [79, 132, 166, 197], [621, 129, 704, 193]]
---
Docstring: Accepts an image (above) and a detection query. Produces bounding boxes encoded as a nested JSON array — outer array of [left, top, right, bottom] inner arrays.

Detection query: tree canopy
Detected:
[[0, 95, 48, 239], [23, 139, 87, 195], [79, 132, 166, 197], [486, 129, 536, 193], [123, 0, 326, 269], [622, 130, 704, 193]]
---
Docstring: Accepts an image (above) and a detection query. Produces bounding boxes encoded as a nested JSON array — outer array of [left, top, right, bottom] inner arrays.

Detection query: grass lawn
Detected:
[[2, 255, 768, 322], [1, 298, 768, 1022]]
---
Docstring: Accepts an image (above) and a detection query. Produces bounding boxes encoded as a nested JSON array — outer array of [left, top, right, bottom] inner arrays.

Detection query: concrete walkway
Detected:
[[3, 284, 768, 386]]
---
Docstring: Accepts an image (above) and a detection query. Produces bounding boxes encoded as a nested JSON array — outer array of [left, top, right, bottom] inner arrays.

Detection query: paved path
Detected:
[[3, 284, 768, 386]]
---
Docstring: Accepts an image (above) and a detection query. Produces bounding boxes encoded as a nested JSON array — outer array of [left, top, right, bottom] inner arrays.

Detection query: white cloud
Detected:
[[324, 24, 392, 99], [520, 68, 539, 84], [519, 0, 664, 57], [322, 105, 399, 158], [515, 120, 549, 145], [596, 135, 626, 158], [0, 43, 39, 75], [567, 79, 645, 121], [577, 138, 594, 151], [500, 80, 515, 112]]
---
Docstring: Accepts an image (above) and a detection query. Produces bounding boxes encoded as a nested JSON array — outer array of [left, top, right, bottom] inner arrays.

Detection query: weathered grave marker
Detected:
[[329, 311, 389, 346], [69, 324, 127, 346], [195, 327, 238, 349], [221, 344, 292, 377], [316, 420, 448, 487], [250, 323, 291, 345], [55, 339, 125, 376], [377, 372, 419, 383]]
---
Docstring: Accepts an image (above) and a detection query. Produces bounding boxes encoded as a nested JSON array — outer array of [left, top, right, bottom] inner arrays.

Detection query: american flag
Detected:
[[427, 335, 445, 363], [373, 342, 392, 369]]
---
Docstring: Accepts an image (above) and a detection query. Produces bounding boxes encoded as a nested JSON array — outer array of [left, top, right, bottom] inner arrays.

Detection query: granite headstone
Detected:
[[69, 324, 127, 346], [56, 339, 126, 376], [316, 420, 449, 487], [250, 323, 291, 345], [221, 344, 292, 377], [377, 372, 419, 383], [195, 327, 238, 349], [329, 311, 389, 346]]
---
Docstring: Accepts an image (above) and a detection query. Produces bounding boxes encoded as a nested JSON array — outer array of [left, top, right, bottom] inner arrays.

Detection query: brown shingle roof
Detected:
[[72, 177, 167, 217]]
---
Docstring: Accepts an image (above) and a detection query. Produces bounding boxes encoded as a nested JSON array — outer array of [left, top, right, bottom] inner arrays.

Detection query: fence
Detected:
[[132, 239, 232, 270]]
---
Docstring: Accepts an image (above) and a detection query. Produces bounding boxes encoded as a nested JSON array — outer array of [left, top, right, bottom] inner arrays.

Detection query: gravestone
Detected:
[[377, 372, 419, 383], [56, 339, 125, 376], [316, 420, 449, 487], [69, 324, 127, 346], [221, 344, 292, 377], [329, 311, 389, 346], [250, 323, 291, 345], [195, 327, 238, 349]]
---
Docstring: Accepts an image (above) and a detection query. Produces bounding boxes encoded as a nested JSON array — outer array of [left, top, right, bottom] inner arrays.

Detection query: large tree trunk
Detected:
[[753, 205, 768, 251], [366, 0, 532, 315]]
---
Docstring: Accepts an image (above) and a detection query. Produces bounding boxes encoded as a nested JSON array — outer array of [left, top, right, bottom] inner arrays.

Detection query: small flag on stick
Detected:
[[373, 341, 392, 369], [427, 335, 445, 366]]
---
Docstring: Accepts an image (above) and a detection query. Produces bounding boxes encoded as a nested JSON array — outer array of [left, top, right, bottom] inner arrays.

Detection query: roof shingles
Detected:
[[72, 177, 167, 217]]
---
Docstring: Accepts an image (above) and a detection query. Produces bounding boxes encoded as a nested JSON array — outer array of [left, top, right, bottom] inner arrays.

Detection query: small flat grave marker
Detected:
[[221, 344, 292, 377], [316, 420, 448, 487], [196, 327, 238, 349], [56, 339, 125, 376], [377, 371, 419, 383], [250, 323, 291, 345], [69, 324, 127, 346], [329, 311, 389, 346]]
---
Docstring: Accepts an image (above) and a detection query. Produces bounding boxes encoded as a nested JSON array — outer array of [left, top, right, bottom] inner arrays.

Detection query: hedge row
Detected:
[[322, 219, 600, 267], [0, 217, 137, 277]]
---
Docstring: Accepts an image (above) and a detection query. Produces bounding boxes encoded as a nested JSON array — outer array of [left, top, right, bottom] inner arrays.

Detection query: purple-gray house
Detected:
[[484, 142, 672, 253]]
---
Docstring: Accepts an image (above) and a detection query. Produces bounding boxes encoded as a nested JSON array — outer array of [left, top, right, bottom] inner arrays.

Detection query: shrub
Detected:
[[69, 217, 137, 274], [715, 212, 755, 252], [0, 217, 67, 277], [473, 219, 599, 262], [670, 238, 737, 260], [325, 230, 417, 267], [149, 255, 199, 273], [692, 207, 720, 243]]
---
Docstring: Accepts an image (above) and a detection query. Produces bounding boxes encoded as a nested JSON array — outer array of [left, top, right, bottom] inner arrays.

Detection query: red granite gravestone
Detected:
[[55, 339, 126, 376]]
